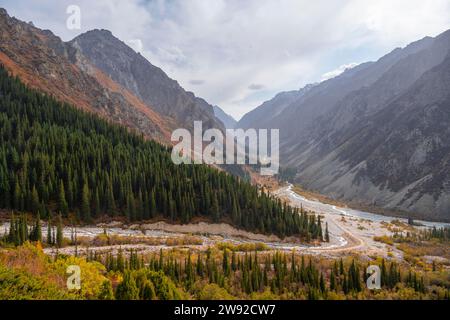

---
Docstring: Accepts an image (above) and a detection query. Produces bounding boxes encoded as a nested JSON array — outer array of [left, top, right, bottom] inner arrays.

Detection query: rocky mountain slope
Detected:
[[0, 8, 225, 144], [237, 30, 450, 221], [0, 8, 176, 143], [70, 30, 224, 132]]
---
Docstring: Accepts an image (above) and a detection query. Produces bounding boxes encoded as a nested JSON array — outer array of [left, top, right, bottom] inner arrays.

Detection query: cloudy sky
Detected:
[[3, 0, 450, 119]]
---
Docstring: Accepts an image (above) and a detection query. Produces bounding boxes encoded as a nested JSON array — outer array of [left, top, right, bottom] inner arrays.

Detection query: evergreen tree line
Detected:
[[1, 213, 64, 248], [0, 65, 322, 239], [419, 227, 449, 241], [1, 213, 41, 246], [87, 248, 430, 299], [392, 227, 449, 243]]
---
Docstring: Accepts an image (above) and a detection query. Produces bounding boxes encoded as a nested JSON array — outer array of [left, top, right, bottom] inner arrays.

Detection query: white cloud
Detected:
[[321, 63, 359, 81], [127, 39, 143, 54], [2, 0, 450, 119]]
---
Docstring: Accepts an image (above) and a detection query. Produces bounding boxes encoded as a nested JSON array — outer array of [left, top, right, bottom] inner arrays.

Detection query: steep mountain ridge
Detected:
[[305, 53, 450, 220], [238, 34, 437, 136], [70, 29, 224, 132], [0, 8, 176, 143], [286, 30, 450, 165]]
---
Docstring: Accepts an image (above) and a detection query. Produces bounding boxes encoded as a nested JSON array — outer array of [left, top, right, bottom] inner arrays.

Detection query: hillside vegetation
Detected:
[[0, 243, 448, 300], [0, 65, 322, 240]]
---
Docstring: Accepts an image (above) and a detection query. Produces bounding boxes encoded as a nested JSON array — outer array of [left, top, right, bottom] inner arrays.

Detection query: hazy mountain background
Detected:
[[237, 30, 450, 221], [213, 105, 237, 129]]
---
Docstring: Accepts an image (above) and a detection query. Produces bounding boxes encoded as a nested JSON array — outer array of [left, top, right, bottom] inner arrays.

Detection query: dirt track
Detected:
[[273, 184, 402, 258]]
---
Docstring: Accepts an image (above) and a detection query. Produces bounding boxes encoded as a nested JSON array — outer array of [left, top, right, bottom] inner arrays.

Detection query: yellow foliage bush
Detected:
[[53, 255, 109, 299]]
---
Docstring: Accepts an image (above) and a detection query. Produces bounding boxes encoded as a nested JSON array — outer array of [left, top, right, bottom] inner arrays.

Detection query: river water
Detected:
[[283, 184, 450, 229]]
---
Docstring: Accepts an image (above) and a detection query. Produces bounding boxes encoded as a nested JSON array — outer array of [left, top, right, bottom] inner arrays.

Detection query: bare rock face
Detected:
[[237, 30, 450, 221], [70, 30, 224, 133]]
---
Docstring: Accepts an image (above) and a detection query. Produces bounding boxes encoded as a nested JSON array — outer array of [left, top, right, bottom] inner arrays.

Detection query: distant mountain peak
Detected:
[[89, 28, 113, 35], [71, 29, 224, 132], [213, 106, 236, 129]]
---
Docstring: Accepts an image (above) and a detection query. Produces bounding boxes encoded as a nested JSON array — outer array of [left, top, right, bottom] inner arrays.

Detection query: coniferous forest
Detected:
[[1, 242, 446, 300], [0, 65, 322, 240]]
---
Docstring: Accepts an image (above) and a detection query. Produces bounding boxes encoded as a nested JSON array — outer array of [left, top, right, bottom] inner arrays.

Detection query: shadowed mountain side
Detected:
[[237, 29, 450, 221], [70, 29, 224, 133]]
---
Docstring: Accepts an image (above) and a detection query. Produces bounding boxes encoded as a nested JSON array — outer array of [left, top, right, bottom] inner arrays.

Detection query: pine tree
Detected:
[[32, 212, 42, 242], [115, 272, 140, 300], [47, 217, 52, 245], [222, 249, 230, 277], [8, 213, 15, 244], [196, 254, 204, 277], [98, 280, 115, 300], [13, 181, 21, 210], [231, 252, 237, 271], [58, 180, 69, 216], [150, 191, 156, 218], [211, 193, 220, 223], [56, 215, 63, 248], [117, 249, 125, 272], [93, 188, 101, 217], [330, 269, 336, 291], [81, 182, 91, 221], [30, 186, 40, 214], [140, 279, 156, 300], [317, 216, 323, 241], [320, 272, 326, 293]]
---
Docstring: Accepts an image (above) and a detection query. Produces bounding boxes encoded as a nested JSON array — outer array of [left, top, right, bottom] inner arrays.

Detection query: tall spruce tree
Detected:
[[56, 215, 63, 248]]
